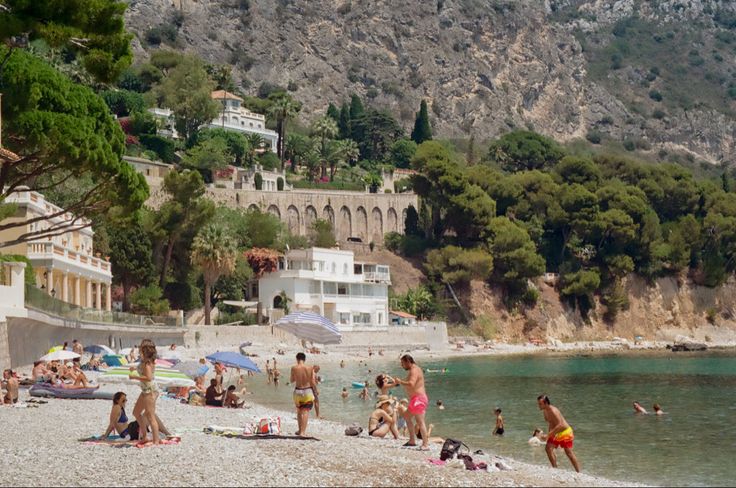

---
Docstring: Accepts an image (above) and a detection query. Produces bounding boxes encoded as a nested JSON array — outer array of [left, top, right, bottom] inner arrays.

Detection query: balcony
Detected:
[[363, 271, 391, 284], [27, 241, 111, 280]]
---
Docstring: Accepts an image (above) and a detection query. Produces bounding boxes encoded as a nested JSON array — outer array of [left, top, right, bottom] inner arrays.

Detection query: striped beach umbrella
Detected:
[[98, 366, 195, 387], [274, 311, 342, 345]]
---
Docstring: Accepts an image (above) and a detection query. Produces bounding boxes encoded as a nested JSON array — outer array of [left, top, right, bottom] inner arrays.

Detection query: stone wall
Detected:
[[3, 309, 185, 369], [148, 187, 418, 244]]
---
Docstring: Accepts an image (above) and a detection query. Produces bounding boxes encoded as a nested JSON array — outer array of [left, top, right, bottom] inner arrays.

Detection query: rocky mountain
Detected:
[[123, 0, 736, 164]]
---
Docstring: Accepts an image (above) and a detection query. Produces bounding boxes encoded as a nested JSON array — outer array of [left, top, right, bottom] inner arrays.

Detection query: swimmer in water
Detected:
[[633, 401, 648, 414]]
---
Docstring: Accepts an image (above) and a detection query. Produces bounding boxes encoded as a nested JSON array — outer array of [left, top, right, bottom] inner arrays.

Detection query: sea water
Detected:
[[247, 351, 736, 486]]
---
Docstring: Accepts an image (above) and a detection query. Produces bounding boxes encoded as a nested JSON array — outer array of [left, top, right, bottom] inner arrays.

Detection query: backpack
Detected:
[[258, 417, 281, 435], [440, 438, 469, 461]]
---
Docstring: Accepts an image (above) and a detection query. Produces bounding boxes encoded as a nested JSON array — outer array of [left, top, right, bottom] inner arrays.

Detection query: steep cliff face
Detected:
[[124, 0, 736, 163]]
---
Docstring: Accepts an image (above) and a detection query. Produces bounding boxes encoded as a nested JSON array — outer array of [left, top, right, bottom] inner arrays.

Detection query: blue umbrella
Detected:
[[84, 344, 115, 355], [206, 351, 261, 373], [275, 311, 342, 345], [175, 361, 210, 379]]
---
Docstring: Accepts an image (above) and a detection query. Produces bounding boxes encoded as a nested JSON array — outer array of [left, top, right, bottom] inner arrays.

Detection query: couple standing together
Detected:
[[291, 353, 430, 449]]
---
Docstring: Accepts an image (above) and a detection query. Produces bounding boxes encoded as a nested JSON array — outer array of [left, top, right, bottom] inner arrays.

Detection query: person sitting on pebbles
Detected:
[[369, 395, 398, 439]]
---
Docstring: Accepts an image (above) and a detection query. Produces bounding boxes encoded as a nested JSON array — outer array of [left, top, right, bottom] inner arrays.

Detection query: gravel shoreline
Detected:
[[0, 381, 643, 487]]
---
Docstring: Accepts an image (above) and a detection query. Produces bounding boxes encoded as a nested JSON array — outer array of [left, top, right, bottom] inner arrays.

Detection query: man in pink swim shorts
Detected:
[[392, 354, 429, 450]]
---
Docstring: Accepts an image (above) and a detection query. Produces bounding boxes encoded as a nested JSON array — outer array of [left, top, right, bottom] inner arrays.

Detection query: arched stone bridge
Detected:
[[205, 188, 418, 243]]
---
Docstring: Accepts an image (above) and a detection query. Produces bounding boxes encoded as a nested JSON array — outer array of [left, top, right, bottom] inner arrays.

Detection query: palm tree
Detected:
[[328, 139, 359, 181], [311, 116, 338, 179], [267, 95, 301, 170], [244, 133, 265, 166], [190, 224, 238, 325]]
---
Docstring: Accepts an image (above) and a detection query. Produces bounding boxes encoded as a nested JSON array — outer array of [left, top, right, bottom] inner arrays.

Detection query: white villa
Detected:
[[148, 90, 278, 153], [0, 189, 113, 311], [208, 90, 278, 153], [255, 247, 391, 330]]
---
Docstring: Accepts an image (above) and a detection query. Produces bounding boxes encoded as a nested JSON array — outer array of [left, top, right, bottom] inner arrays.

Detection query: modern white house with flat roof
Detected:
[[254, 247, 391, 330]]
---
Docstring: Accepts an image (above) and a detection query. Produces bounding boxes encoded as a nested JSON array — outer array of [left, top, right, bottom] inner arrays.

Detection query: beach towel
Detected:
[[135, 437, 181, 448], [79, 436, 181, 448], [203, 429, 318, 441], [427, 459, 446, 466]]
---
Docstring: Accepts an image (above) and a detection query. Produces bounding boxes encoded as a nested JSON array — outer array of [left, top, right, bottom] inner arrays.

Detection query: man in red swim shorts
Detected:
[[392, 354, 429, 450], [538, 394, 581, 472]]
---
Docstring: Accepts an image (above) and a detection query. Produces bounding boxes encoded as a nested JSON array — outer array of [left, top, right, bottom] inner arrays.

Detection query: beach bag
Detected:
[[344, 424, 363, 436], [258, 417, 281, 435], [440, 438, 469, 461]]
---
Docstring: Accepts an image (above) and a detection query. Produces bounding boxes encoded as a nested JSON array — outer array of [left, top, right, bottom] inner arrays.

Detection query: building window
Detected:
[[352, 313, 371, 325], [350, 284, 363, 297], [309, 281, 321, 294], [250, 122, 254, 127], [338, 312, 350, 325], [337, 283, 348, 296], [378, 313, 383, 324], [241, 121, 245, 126], [258, 124, 262, 128], [250, 283, 259, 298], [331, 263, 336, 273], [324, 282, 337, 295], [343, 263, 348, 275], [354, 264, 363, 275]]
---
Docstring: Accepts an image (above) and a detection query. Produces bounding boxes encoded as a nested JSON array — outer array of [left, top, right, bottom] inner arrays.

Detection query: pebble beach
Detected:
[[0, 338, 650, 488]]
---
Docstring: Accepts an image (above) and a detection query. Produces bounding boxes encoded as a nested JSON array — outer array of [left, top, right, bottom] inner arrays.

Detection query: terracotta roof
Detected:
[[390, 310, 416, 319], [211, 90, 243, 102], [0, 147, 20, 162]]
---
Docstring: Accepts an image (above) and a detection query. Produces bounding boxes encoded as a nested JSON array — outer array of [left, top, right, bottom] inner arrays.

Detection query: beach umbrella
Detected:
[[119, 347, 132, 356], [98, 366, 195, 387], [47, 345, 63, 354], [40, 350, 80, 362], [205, 351, 261, 373], [175, 361, 210, 379], [274, 311, 342, 345], [84, 345, 115, 355]]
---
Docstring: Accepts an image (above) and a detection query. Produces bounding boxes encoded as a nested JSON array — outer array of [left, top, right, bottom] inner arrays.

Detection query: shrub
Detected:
[[259, 151, 279, 170], [648, 90, 663, 102], [145, 23, 178, 46], [384, 232, 402, 252], [100, 89, 145, 117], [394, 178, 412, 193], [254, 172, 263, 190], [706, 307, 718, 324], [0, 254, 35, 285], [652, 109, 666, 120], [140, 134, 176, 163], [586, 131, 602, 144], [400, 235, 430, 257], [277, 177, 284, 191], [130, 285, 170, 315], [623, 139, 636, 151]]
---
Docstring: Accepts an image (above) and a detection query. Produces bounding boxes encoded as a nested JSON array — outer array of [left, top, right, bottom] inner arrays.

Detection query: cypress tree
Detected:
[[326, 102, 340, 122], [349, 94, 365, 120], [722, 171, 731, 193], [411, 100, 432, 144], [338, 102, 351, 139]]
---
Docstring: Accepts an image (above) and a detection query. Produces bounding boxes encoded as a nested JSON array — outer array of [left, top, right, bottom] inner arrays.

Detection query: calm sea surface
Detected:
[[247, 351, 736, 486]]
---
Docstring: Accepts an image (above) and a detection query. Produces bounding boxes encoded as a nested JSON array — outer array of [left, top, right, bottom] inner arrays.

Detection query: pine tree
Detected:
[[722, 172, 731, 193], [349, 94, 365, 120], [326, 103, 340, 121], [467, 132, 476, 165], [338, 102, 351, 139], [411, 100, 432, 144]]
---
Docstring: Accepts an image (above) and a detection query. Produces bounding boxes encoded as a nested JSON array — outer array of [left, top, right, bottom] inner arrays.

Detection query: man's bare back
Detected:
[[290, 364, 314, 389]]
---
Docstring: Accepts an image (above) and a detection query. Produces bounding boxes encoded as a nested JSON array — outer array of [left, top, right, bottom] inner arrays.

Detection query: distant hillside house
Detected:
[[390, 310, 417, 326], [147, 90, 278, 154], [123, 156, 174, 187], [253, 247, 391, 330], [207, 90, 278, 153], [0, 188, 113, 311]]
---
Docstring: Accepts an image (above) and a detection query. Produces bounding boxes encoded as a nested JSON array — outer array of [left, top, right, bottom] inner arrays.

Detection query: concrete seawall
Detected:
[[0, 308, 186, 369]]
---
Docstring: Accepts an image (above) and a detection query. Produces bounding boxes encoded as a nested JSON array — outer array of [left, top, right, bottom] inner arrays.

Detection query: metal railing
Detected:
[[25, 285, 180, 327]]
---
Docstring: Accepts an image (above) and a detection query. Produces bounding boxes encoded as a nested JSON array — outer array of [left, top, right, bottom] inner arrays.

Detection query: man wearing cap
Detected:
[[391, 354, 429, 449], [368, 395, 398, 439]]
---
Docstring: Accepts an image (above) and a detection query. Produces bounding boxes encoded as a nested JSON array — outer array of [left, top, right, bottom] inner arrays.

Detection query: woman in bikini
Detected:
[[103, 392, 130, 438], [368, 396, 398, 439], [129, 339, 161, 444]]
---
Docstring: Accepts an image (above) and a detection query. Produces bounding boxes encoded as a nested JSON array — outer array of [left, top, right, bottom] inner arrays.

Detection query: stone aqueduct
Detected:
[[202, 188, 418, 243]]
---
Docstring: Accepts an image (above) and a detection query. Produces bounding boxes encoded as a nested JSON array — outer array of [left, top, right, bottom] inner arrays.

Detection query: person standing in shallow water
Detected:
[[538, 394, 580, 472]]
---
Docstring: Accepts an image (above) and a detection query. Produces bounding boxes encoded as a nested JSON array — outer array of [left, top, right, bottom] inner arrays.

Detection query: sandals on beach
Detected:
[[402, 442, 417, 447]]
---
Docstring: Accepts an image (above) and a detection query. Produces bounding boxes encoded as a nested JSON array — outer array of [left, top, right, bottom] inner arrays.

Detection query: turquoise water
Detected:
[[247, 351, 736, 486]]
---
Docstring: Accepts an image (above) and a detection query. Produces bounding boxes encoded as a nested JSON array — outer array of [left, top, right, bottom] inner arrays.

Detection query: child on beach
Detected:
[[341, 387, 349, 399], [528, 428, 545, 446], [493, 408, 505, 436]]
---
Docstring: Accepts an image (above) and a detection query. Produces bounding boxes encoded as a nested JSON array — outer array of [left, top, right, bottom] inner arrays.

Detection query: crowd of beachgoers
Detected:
[[0, 338, 653, 487]]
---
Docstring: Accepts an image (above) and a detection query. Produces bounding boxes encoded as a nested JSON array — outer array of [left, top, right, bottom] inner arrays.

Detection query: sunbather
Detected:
[[2, 370, 19, 404], [224, 385, 245, 408], [205, 379, 224, 407]]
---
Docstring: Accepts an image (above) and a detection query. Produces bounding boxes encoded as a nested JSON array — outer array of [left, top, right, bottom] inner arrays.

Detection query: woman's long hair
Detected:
[[139, 339, 157, 365]]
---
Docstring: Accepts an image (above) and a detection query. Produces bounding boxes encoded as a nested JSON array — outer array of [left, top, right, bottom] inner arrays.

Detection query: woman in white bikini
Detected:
[[129, 339, 160, 444]]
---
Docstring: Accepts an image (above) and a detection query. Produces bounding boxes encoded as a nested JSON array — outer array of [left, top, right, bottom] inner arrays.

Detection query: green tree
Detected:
[[410, 100, 432, 144], [108, 219, 155, 311], [152, 170, 215, 288], [267, 94, 301, 170], [152, 55, 219, 143], [487, 216, 546, 297], [395, 285, 435, 320], [0, 48, 148, 248], [191, 224, 238, 325], [390, 138, 417, 168], [326, 139, 359, 180], [425, 245, 493, 287], [488, 130, 565, 172], [311, 219, 336, 248], [197, 128, 248, 166], [213, 255, 253, 302], [285, 133, 318, 175], [351, 109, 404, 162], [180, 137, 231, 181], [349, 94, 364, 120], [311, 116, 338, 179], [338, 101, 351, 139], [326, 102, 340, 121], [100, 89, 145, 117], [0, 0, 132, 83]]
